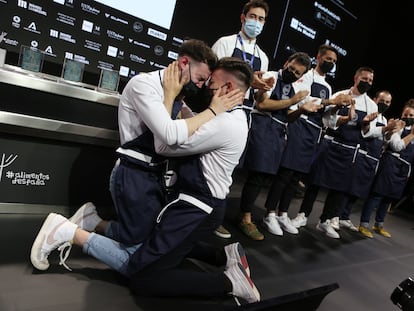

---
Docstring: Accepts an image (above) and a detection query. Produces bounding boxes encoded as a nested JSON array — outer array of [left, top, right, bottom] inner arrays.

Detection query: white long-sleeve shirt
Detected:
[[154, 109, 248, 199], [388, 126, 412, 152], [118, 69, 188, 145]]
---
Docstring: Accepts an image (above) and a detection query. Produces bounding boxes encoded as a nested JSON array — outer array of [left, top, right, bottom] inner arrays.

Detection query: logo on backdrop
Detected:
[[0, 153, 50, 186]]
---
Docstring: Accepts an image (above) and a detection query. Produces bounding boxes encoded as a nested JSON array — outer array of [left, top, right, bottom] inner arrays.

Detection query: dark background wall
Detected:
[[171, 0, 413, 119], [364, 3, 413, 118], [0, 0, 412, 118]]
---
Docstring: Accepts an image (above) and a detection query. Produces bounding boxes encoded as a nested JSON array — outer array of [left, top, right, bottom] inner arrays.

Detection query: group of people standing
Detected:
[[29, 0, 414, 305], [210, 0, 414, 242]]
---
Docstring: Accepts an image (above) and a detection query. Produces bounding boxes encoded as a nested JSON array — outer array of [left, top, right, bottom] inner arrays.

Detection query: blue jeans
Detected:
[[360, 193, 390, 227], [107, 159, 122, 241], [83, 232, 141, 277], [84, 160, 139, 276]]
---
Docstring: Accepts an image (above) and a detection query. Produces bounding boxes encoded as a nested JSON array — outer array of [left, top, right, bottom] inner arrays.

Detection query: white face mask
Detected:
[[243, 19, 263, 38]]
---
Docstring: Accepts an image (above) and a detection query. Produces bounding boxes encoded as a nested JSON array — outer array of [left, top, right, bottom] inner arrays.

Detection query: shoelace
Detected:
[[57, 241, 73, 271], [233, 296, 241, 306]]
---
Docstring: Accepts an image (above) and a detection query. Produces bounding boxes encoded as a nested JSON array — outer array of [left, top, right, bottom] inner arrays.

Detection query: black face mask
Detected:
[[401, 117, 414, 126], [377, 102, 389, 114], [281, 68, 298, 84], [319, 61, 334, 74], [180, 63, 201, 98], [199, 87, 215, 108], [199, 83, 229, 109], [181, 81, 199, 97], [183, 83, 210, 113], [356, 80, 371, 94]]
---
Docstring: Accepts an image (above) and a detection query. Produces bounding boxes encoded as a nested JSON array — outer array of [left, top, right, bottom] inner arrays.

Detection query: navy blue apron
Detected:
[[281, 79, 330, 173], [112, 100, 183, 245], [127, 154, 226, 276], [349, 120, 385, 198], [310, 106, 368, 193], [242, 73, 293, 174], [372, 128, 414, 199]]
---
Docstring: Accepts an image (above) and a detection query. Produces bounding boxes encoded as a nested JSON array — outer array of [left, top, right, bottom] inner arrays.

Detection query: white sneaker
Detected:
[[263, 214, 283, 236], [69, 202, 102, 232], [291, 212, 307, 228], [316, 220, 340, 239], [330, 217, 340, 230], [224, 263, 260, 304], [278, 213, 299, 234], [30, 213, 77, 271], [225, 242, 250, 276], [339, 219, 358, 232]]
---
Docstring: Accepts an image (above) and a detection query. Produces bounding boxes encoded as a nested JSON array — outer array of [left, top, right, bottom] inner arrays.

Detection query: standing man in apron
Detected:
[[211, 0, 272, 239], [336, 90, 395, 231], [280, 44, 353, 230], [358, 100, 414, 238], [309, 67, 382, 239]]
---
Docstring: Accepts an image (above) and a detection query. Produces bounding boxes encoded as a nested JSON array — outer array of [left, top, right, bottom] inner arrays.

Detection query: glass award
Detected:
[[18, 45, 44, 72], [98, 68, 120, 92], [61, 58, 85, 83]]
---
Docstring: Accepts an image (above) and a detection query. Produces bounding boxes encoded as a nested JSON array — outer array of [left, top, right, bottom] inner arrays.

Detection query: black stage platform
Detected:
[[1, 171, 413, 311]]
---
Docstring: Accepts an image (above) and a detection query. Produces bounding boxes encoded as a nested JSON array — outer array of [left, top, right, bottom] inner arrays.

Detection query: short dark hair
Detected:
[[242, 0, 269, 17], [356, 66, 374, 75], [178, 39, 217, 71], [375, 89, 392, 99], [403, 98, 414, 110], [215, 57, 253, 93], [287, 52, 312, 72], [318, 44, 338, 57]]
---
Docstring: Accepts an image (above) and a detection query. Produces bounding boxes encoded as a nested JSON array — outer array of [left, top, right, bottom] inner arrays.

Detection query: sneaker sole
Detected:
[[361, 233, 373, 238], [316, 224, 340, 239], [263, 220, 283, 236], [279, 225, 299, 234], [326, 232, 340, 239], [234, 263, 260, 303], [30, 213, 57, 270], [265, 227, 283, 236], [214, 231, 231, 239], [373, 230, 391, 238], [292, 222, 307, 228]]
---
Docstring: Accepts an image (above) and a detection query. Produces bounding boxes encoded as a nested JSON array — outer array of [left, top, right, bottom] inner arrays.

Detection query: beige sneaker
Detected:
[[239, 222, 264, 241]]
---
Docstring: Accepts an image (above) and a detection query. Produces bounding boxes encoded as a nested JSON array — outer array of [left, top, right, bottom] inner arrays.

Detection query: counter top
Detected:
[[0, 65, 120, 107]]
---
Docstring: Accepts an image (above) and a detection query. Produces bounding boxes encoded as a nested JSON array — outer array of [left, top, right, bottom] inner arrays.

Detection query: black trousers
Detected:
[[239, 170, 273, 214], [129, 200, 230, 298], [264, 167, 304, 214]]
